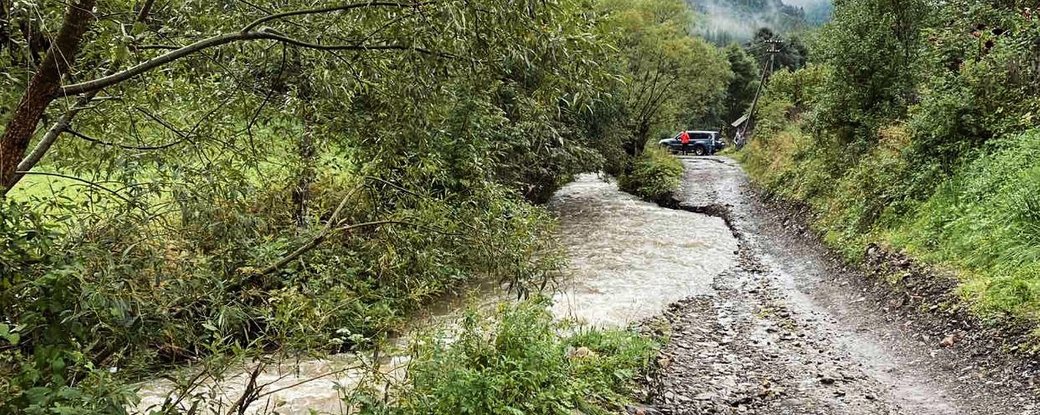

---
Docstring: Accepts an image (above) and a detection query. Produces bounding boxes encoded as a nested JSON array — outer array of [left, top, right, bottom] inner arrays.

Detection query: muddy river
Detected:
[[134, 173, 737, 414], [549, 174, 738, 326]]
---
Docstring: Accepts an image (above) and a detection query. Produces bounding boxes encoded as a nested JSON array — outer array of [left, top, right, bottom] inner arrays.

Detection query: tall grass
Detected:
[[742, 122, 1040, 323], [358, 300, 659, 414]]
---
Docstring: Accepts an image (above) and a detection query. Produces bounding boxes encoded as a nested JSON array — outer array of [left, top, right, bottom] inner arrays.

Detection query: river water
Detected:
[[549, 174, 738, 326], [134, 173, 739, 414]]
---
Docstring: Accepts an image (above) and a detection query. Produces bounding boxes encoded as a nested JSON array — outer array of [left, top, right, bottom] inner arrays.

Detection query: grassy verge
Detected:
[[618, 146, 684, 203], [738, 123, 1040, 328], [356, 299, 659, 414]]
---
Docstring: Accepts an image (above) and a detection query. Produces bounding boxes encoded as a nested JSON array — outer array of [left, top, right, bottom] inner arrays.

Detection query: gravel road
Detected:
[[635, 156, 1039, 415]]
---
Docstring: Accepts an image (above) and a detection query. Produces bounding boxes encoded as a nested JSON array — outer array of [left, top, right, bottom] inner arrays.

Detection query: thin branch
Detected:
[[363, 176, 422, 198], [134, 106, 189, 138], [258, 220, 409, 276], [258, 30, 450, 56], [134, 44, 179, 50], [61, 31, 268, 95], [12, 92, 99, 186], [15, 171, 132, 204], [254, 364, 363, 399], [241, 2, 430, 33], [61, 31, 447, 95], [248, 186, 358, 279], [135, 0, 157, 22], [65, 127, 184, 150]]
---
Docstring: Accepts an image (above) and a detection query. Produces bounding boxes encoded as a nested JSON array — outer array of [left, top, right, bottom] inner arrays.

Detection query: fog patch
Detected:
[[690, 0, 833, 42]]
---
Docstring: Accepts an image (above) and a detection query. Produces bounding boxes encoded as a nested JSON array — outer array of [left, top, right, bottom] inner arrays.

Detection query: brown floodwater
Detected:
[[549, 174, 738, 327]]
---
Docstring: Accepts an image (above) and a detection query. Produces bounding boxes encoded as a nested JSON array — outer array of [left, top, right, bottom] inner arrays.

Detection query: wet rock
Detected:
[[625, 404, 663, 415]]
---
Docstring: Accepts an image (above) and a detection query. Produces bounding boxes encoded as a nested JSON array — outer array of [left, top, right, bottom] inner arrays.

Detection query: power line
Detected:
[[736, 38, 780, 150]]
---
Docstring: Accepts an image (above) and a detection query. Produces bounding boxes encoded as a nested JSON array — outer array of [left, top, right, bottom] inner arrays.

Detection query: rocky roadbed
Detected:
[[632, 156, 1040, 415]]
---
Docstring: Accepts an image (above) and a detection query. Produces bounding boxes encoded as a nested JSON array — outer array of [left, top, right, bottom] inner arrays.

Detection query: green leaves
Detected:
[[0, 323, 20, 346], [618, 146, 683, 203], [378, 300, 658, 414]]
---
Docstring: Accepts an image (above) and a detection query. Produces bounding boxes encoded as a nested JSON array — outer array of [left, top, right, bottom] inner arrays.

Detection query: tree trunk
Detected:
[[0, 0, 96, 195], [292, 106, 317, 228], [0, 0, 10, 56]]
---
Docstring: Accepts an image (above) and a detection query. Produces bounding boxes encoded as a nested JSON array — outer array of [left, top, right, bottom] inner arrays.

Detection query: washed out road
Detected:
[[550, 157, 1039, 415]]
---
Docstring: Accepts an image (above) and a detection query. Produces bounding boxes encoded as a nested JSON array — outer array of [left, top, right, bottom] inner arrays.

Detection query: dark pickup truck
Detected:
[[658, 131, 725, 156]]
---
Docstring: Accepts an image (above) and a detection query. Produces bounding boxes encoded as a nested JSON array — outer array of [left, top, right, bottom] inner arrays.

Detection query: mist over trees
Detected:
[[689, 0, 833, 43]]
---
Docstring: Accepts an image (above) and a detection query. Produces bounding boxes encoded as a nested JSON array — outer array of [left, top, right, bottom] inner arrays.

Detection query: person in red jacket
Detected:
[[679, 130, 691, 155]]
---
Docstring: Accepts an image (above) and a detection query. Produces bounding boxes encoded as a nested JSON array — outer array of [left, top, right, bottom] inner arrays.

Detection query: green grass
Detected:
[[740, 124, 1040, 324]]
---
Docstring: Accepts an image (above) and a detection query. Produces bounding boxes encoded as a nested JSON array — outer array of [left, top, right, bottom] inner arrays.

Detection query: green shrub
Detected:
[[618, 146, 684, 203], [363, 300, 658, 414]]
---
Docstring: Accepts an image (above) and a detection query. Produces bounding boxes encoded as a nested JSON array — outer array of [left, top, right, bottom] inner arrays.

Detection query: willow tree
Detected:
[[0, 0, 446, 196]]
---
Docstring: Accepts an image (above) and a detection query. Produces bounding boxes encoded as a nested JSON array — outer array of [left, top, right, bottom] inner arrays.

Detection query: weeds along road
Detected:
[[554, 157, 1039, 415]]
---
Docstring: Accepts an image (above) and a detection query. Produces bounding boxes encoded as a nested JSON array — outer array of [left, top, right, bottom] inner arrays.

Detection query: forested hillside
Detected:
[[689, 0, 832, 43], [742, 0, 1040, 330], [0, 0, 729, 412]]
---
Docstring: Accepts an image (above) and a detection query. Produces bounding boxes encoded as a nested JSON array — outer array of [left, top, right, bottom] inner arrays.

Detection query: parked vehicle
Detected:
[[658, 131, 725, 156]]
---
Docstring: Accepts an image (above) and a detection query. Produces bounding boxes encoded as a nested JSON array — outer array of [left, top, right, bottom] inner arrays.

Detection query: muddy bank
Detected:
[[640, 156, 1039, 414]]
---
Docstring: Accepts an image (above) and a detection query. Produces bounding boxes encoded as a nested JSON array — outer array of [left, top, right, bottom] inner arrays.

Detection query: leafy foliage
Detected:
[[598, 0, 732, 158], [0, 0, 727, 412], [618, 146, 684, 203], [740, 2, 1040, 326], [360, 300, 659, 414]]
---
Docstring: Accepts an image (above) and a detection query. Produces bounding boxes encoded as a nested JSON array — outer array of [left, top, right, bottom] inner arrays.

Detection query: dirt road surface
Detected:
[[639, 156, 1040, 415]]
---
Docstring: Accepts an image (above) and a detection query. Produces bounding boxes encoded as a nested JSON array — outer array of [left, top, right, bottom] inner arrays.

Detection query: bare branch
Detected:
[[15, 171, 132, 204], [65, 127, 184, 150], [241, 1, 430, 33]]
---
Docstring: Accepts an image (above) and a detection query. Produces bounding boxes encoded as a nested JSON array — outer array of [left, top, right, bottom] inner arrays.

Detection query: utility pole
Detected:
[[736, 38, 780, 149]]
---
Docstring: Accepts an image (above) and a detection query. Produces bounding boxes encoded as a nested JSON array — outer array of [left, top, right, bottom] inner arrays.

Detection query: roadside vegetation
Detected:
[[739, 1, 1040, 328], [0, 0, 725, 412]]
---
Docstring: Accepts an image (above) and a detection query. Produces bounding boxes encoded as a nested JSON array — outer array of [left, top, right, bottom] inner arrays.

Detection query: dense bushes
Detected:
[[361, 300, 659, 414], [618, 147, 684, 203], [741, 2, 1040, 325]]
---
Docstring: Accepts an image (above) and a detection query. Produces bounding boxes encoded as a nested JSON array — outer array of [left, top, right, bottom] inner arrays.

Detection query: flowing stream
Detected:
[[549, 174, 738, 326], [134, 173, 739, 414]]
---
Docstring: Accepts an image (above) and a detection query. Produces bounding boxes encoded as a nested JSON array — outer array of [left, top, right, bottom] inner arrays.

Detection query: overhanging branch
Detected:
[[241, 1, 430, 33], [60, 1, 439, 96], [65, 127, 184, 150], [15, 171, 132, 204], [61, 32, 444, 96]]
